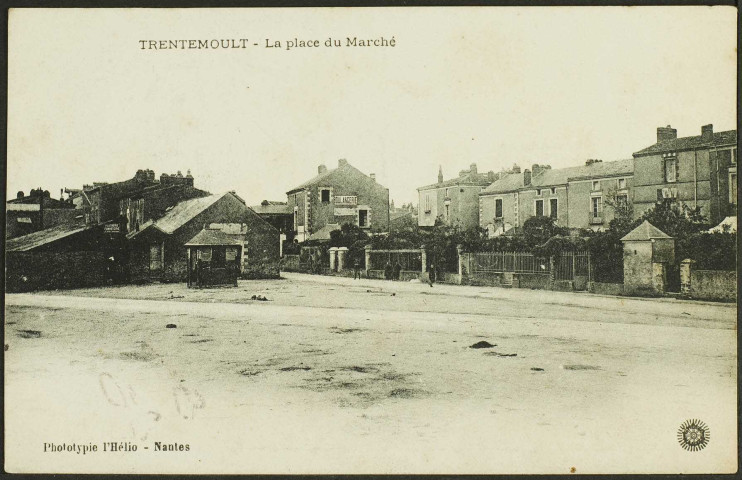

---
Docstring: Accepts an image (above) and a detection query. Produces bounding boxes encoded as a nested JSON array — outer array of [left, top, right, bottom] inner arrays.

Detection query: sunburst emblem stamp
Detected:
[[677, 419, 710, 452]]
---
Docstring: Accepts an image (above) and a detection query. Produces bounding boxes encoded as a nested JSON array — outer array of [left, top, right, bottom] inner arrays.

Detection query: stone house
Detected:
[[417, 163, 496, 229], [286, 159, 389, 242], [127, 192, 280, 282], [478, 168, 526, 236], [6, 188, 79, 239], [84, 169, 209, 231], [632, 124, 737, 224], [479, 159, 634, 235]]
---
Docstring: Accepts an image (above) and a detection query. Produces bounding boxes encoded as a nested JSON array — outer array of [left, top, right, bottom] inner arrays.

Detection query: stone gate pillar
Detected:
[[329, 247, 338, 271], [680, 258, 695, 295], [421, 245, 427, 273], [337, 247, 348, 272], [364, 245, 372, 274]]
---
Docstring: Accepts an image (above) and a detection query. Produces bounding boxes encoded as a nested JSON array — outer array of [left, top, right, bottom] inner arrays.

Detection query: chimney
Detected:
[[338, 159, 348, 168], [487, 171, 496, 182], [186, 169, 192, 178], [470, 163, 478, 175], [657, 125, 677, 143], [17, 191, 23, 199], [701, 124, 714, 143], [370, 173, 376, 182], [318, 164, 327, 175], [524, 169, 532, 186], [438, 166, 443, 184]]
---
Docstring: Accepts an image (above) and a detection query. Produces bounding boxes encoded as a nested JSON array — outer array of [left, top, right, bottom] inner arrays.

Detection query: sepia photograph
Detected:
[[4, 6, 738, 474]]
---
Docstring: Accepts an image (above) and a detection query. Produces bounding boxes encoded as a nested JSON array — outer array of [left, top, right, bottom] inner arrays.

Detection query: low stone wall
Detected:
[[588, 281, 624, 296], [281, 255, 301, 272], [463, 272, 504, 287], [689, 270, 736, 302], [512, 273, 550, 290], [551, 280, 574, 292], [437, 272, 461, 285]]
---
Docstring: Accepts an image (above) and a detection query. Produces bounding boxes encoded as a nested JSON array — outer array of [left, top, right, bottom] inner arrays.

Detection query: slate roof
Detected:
[[532, 159, 634, 186], [633, 130, 737, 156], [306, 223, 340, 242], [6, 223, 92, 252], [250, 202, 291, 215], [149, 193, 227, 234], [185, 228, 243, 246], [620, 220, 672, 241], [418, 173, 494, 191], [287, 167, 338, 194], [481, 172, 525, 194]]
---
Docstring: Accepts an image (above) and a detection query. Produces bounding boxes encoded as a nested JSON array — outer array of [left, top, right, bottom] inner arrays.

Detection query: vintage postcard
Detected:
[[4, 6, 738, 474]]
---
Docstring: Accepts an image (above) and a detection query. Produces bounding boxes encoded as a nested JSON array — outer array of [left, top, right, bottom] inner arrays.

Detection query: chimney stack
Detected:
[[701, 124, 714, 143], [318, 164, 327, 174], [17, 191, 24, 199], [487, 171, 496, 182], [338, 159, 348, 168], [470, 163, 478, 175], [524, 169, 532, 186], [657, 125, 677, 143], [370, 173, 376, 182], [438, 166, 443, 184]]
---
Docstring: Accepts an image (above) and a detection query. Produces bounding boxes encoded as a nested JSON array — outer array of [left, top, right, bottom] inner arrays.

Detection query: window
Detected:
[[424, 194, 432, 213], [320, 189, 330, 203], [730, 173, 737, 204], [592, 181, 600, 191], [664, 157, 678, 183], [495, 198, 503, 219], [550, 198, 558, 219], [445, 188, 450, 198], [536, 189, 542, 196], [618, 178, 626, 189], [591, 196, 602, 218], [535, 199, 544, 216], [550, 187, 556, 195], [445, 204, 450, 220], [358, 209, 369, 228]]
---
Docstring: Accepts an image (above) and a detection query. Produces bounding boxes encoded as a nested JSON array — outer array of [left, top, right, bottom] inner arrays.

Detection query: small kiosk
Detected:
[[185, 229, 243, 288]]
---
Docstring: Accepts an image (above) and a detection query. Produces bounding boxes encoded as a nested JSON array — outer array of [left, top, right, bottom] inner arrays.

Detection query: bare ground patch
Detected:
[[16, 329, 42, 339], [299, 364, 428, 407]]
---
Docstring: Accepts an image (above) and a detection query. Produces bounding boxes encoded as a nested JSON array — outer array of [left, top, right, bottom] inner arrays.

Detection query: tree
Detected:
[[636, 200, 708, 238], [522, 216, 568, 248]]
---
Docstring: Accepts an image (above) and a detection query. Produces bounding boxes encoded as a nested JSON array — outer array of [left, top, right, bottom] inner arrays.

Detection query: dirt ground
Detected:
[[4, 273, 737, 474]]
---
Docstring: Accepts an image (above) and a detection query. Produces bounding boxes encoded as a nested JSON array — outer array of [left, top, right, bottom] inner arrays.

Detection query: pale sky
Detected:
[[7, 7, 737, 205]]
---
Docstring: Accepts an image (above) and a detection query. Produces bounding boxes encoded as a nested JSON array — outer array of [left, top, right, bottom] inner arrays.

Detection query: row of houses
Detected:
[[418, 124, 738, 234], [6, 170, 281, 291]]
